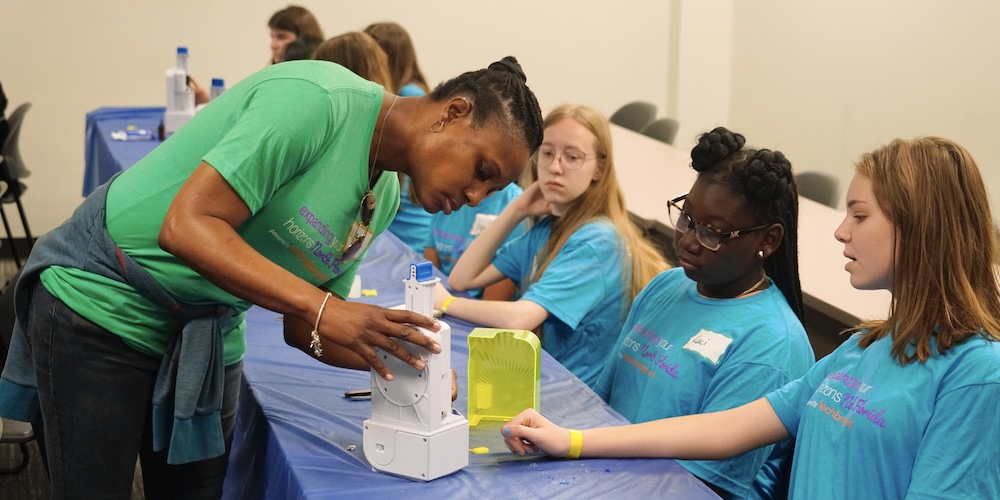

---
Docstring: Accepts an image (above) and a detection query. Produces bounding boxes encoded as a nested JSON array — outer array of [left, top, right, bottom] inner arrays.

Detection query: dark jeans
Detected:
[[26, 284, 241, 500]]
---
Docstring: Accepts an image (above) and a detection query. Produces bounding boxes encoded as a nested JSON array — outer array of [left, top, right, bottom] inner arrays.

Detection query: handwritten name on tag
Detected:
[[683, 329, 732, 365]]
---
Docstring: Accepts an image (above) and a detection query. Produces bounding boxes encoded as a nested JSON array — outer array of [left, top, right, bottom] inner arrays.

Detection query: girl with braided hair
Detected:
[[585, 126, 813, 499], [0, 56, 542, 497], [502, 135, 1000, 500], [437, 104, 668, 390]]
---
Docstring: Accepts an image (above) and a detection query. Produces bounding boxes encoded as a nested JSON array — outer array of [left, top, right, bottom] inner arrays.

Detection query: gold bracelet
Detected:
[[441, 296, 457, 314], [567, 429, 583, 459], [310, 292, 332, 358]]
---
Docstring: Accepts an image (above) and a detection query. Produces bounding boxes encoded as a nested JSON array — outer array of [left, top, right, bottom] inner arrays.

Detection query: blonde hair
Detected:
[[853, 136, 1000, 364], [313, 32, 393, 91], [528, 104, 668, 303]]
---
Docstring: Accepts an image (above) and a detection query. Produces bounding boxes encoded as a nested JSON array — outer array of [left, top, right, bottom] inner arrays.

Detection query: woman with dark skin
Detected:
[[0, 56, 542, 499]]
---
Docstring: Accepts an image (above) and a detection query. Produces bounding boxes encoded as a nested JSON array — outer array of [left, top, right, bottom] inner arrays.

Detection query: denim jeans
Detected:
[[26, 284, 242, 499]]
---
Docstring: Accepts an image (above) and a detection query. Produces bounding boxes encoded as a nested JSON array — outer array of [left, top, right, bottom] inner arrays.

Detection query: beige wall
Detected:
[[728, 0, 1000, 211], [2, 0, 998, 236]]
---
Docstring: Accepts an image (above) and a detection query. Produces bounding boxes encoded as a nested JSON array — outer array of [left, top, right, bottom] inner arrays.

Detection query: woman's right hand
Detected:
[[315, 298, 442, 380], [501, 408, 571, 457]]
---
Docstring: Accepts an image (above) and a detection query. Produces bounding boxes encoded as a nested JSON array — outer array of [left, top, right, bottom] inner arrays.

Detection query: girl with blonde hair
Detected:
[[438, 103, 668, 388]]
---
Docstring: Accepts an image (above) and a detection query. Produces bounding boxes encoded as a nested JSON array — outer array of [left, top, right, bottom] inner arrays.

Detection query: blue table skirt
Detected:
[[84, 107, 164, 196]]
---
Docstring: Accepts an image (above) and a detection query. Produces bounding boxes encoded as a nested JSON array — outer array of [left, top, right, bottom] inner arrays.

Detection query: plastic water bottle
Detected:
[[210, 78, 226, 100]]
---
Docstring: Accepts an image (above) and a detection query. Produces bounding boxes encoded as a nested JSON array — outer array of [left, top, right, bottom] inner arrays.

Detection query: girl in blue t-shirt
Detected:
[[423, 181, 525, 300], [593, 127, 813, 499], [501, 136, 1000, 499], [435, 104, 669, 389]]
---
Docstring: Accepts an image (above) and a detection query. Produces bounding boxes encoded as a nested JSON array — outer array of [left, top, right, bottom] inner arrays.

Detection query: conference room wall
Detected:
[[726, 1, 1000, 212], [0, 0, 678, 236]]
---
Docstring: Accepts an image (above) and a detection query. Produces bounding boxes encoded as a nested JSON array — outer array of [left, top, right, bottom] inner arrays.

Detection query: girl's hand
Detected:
[[501, 408, 571, 457], [513, 181, 553, 218]]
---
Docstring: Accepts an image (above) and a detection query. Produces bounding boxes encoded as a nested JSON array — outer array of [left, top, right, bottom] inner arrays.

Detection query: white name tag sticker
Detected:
[[683, 329, 732, 365], [470, 213, 499, 236]]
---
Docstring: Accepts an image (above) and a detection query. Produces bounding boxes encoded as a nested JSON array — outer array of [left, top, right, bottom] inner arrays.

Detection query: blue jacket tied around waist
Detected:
[[0, 174, 236, 464]]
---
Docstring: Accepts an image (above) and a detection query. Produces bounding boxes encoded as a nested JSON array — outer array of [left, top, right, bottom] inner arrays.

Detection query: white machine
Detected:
[[363, 262, 469, 481], [164, 46, 195, 135]]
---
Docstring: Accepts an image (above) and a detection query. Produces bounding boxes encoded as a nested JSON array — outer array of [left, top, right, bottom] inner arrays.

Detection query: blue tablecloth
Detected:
[[83, 107, 164, 196], [222, 232, 718, 499]]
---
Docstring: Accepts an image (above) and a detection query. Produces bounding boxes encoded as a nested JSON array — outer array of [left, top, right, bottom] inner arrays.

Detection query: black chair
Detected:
[[0, 102, 33, 268], [0, 268, 41, 475], [609, 101, 657, 132], [640, 117, 680, 145], [794, 171, 840, 209]]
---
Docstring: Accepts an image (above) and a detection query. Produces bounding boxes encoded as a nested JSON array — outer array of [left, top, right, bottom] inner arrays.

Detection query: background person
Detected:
[[312, 31, 393, 90], [268, 5, 324, 64]]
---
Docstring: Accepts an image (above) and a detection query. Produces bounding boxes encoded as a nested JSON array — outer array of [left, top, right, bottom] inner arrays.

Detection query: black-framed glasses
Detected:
[[535, 145, 595, 170], [341, 191, 376, 262], [666, 193, 769, 252]]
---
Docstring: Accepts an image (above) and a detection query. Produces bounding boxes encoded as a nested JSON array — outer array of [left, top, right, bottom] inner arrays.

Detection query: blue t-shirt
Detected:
[[399, 82, 426, 97], [596, 268, 813, 499], [424, 183, 524, 298], [767, 332, 1000, 499], [492, 217, 627, 389]]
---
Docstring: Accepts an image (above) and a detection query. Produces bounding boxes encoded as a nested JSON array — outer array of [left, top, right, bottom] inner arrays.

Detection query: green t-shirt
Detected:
[[41, 61, 400, 364]]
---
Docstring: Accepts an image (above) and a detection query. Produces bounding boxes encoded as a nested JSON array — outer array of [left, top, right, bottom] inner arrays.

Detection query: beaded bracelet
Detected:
[[310, 292, 333, 358]]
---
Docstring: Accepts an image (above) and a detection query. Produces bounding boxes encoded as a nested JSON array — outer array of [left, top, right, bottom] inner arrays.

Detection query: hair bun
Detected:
[[745, 149, 793, 202], [488, 56, 527, 84], [691, 126, 746, 172]]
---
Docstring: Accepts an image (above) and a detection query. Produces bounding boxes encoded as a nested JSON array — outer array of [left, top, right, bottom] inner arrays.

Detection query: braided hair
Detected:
[[691, 127, 803, 320], [429, 56, 544, 152]]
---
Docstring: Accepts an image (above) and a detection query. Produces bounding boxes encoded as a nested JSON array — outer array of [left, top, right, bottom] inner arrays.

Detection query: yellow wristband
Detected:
[[567, 429, 583, 459], [441, 296, 458, 314]]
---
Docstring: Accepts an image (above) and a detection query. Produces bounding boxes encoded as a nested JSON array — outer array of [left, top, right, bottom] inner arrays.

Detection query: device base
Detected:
[[363, 416, 469, 481]]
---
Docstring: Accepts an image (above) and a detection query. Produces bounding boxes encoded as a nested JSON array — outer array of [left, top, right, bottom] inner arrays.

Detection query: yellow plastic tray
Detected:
[[467, 328, 540, 427]]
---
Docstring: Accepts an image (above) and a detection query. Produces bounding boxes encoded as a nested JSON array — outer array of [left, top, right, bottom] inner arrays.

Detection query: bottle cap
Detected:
[[177, 47, 189, 55], [211, 78, 225, 87]]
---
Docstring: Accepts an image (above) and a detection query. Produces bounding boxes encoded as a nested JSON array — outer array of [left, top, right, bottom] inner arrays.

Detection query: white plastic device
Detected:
[[164, 46, 195, 135], [362, 262, 469, 481]]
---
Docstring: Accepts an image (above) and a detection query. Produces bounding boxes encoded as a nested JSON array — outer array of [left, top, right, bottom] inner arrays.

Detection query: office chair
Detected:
[[0, 102, 33, 268], [794, 171, 840, 209], [640, 117, 680, 145], [0, 268, 39, 475], [609, 101, 657, 132]]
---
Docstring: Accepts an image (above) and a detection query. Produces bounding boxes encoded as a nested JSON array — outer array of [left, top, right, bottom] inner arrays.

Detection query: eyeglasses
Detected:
[[536, 146, 596, 170], [666, 193, 770, 251], [341, 191, 376, 262]]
